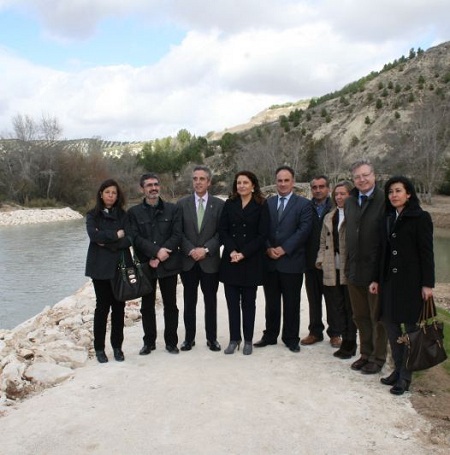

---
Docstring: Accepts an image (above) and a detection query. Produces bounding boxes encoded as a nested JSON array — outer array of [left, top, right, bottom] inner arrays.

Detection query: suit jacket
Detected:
[[265, 193, 313, 274], [177, 193, 224, 273]]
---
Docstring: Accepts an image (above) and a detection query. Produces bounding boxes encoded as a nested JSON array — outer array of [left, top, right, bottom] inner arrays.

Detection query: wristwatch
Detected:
[[204, 247, 209, 254]]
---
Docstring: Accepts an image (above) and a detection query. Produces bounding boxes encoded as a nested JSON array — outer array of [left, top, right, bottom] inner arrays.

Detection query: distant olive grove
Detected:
[[0, 115, 215, 211]]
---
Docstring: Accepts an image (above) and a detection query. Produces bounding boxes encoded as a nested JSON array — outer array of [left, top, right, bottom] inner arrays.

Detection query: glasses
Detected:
[[144, 182, 160, 188], [352, 172, 373, 181], [311, 185, 326, 190]]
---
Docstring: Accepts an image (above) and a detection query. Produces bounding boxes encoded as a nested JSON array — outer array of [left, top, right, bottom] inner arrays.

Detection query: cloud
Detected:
[[0, 1, 449, 141]]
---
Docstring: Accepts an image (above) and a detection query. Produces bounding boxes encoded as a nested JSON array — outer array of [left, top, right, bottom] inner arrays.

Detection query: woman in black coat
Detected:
[[85, 179, 131, 363], [219, 171, 269, 355], [369, 176, 434, 395]]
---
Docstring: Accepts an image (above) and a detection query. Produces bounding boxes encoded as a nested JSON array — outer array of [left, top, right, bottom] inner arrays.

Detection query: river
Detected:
[[1, 221, 450, 330]]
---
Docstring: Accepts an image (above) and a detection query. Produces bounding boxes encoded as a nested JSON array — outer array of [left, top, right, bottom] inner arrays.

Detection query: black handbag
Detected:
[[111, 245, 153, 301], [400, 297, 447, 371]]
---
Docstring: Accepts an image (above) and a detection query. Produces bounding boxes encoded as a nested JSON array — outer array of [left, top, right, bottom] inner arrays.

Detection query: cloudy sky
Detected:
[[0, 0, 448, 141]]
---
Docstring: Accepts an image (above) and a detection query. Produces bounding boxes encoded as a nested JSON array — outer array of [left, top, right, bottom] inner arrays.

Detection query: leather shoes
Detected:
[[95, 350, 108, 363], [329, 336, 342, 348], [139, 344, 155, 355], [300, 334, 324, 345], [380, 371, 399, 386], [166, 345, 179, 354], [253, 339, 277, 348], [207, 340, 221, 352], [113, 348, 125, 362], [390, 379, 410, 395], [361, 362, 382, 375], [288, 344, 301, 353], [351, 357, 368, 370], [180, 340, 195, 351]]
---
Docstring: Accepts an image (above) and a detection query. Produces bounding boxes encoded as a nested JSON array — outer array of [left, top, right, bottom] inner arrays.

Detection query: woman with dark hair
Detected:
[[369, 176, 434, 395], [219, 171, 270, 355], [85, 179, 131, 363], [316, 181, 357, 359]]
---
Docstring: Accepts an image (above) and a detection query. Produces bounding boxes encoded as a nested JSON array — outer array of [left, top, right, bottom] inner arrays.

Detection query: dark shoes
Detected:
[[243, 341, 253, 355], [351, 357, 368, 370], [113, 348, 125, 362], [390, 379, 410, 395], [95, 350, 108, 364], [334, 340, 357, 359], [253, 339, 277, 348], [288, 344, 301, 353], [166, 345, 179, 354], [139, 344, 156, 355], [207, 340, 221, 352], [380, 371, 399, 386], [300, 334, 324, 346], [180, 340, 196, 351], [361, 362, 382, 375]]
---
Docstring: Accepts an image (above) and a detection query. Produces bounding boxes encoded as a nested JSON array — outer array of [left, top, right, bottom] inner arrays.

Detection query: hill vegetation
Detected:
[[1, 42, 449, 209]]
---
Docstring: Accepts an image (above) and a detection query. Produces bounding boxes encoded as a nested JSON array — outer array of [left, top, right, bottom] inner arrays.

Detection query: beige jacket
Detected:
[[315, 208, 347, 286]]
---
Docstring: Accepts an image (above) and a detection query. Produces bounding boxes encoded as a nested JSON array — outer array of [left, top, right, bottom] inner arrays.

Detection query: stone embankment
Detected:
[[0, 283, 141, 413]]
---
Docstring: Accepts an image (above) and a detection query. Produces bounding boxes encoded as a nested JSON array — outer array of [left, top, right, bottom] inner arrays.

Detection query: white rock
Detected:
[[41, 341, 88, 368], [0, 361, 27, 398], [24, 363, 74, 385]]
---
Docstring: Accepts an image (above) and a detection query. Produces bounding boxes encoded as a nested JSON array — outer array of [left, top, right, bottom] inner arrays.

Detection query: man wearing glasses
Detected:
[[345, 160, 387, 374], [128, 173, 182, 355]]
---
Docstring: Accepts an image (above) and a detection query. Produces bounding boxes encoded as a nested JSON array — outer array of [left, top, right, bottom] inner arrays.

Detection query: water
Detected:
[[0, 219, 89, 330], [1, 221, 450, 331]]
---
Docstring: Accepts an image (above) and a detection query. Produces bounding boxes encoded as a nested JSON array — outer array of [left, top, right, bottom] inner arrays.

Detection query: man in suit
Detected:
[[254, 166, 312, 352], [301, 175, 340, 347], [177, 165, 224, 352], [345, 159, 387, 374]]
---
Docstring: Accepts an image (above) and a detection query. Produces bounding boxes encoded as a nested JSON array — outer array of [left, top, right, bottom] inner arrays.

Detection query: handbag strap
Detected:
[[418, 296, 437, 322]]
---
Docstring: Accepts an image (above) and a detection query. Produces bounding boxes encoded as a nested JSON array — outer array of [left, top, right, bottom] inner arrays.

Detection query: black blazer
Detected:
[[85, 207, 131, 280], [218, 197, 269, 287]]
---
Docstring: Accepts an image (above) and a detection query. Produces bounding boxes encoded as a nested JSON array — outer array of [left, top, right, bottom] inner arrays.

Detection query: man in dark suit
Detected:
[[177, 165, 224, 352], [301, 175, 339, 347], [254, 166, 312, 352]]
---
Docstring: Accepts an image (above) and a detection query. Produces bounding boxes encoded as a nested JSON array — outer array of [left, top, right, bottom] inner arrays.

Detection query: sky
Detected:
[[0, 0, 449, 142]]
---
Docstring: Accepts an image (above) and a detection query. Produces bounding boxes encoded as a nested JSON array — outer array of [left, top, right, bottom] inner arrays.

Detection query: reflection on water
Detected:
[[1, 221, 450, 330], [435, 229, 450, 284], [0, 219, 89, 330]]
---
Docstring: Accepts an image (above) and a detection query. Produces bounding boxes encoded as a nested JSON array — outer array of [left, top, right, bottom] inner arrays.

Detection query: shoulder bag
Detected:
[[399, 296, 447, 371], [111, 243, 154, 302]]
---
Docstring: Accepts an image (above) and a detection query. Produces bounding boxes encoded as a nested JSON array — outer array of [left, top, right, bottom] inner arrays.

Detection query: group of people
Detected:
[[85, 160, 435, 396]]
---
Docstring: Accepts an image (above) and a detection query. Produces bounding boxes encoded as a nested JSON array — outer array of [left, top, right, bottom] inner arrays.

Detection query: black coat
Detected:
[[378, 205, 435, 323], [85, 207, 131, 280], [128, 198, 182, 278], [219, 197, 270, 287]]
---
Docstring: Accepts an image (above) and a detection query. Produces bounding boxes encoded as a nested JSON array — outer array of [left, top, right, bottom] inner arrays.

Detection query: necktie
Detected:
[[360, 195, 368, 206], [278, 197, 285, 221], [197, 198, 205, 229]]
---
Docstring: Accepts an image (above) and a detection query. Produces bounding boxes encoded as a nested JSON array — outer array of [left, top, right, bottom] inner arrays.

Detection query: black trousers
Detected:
[[181, 263, 219, 343], [262, 271, 303, 346], [92, 279, 125, 351], [224, 284, 257, 342], [383, 320, 416, 382], [305, 268, 341, 338], [322, 272, 356, 341], [140, 274, 179, 347]]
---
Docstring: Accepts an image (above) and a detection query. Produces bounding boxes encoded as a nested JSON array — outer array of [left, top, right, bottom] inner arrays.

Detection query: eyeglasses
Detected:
[[144, 182, 160, 188], [352, 172, 373, 181], [311, 185, 326, 190]]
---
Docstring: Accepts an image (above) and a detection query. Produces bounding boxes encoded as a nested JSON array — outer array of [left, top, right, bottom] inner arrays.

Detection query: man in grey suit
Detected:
[[254, 166, 313, 352], [177, 165, 224, 352]]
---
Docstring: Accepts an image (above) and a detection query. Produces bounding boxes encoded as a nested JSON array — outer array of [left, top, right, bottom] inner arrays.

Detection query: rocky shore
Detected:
[[0, 206, 83, 226]]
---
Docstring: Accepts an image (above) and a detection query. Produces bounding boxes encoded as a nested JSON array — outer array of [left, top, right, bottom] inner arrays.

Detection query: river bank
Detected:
[[0, 206, 83, 226]]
